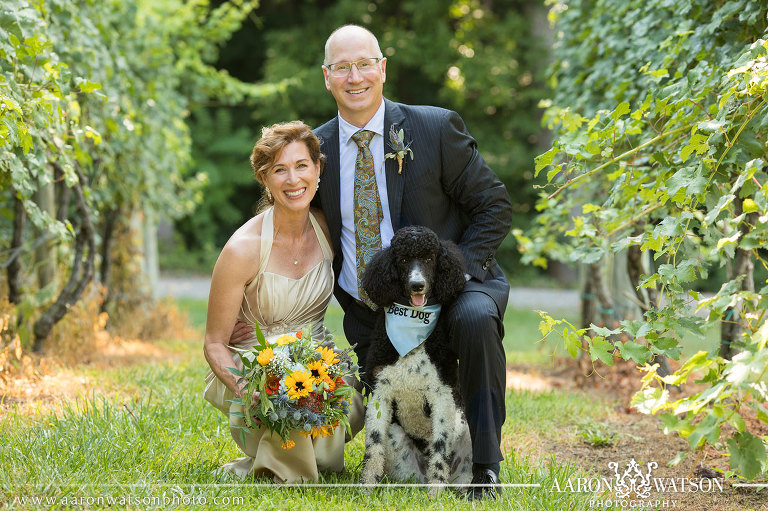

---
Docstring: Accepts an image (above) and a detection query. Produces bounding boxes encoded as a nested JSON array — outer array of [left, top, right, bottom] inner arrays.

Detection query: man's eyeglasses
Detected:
[[325, 58, 382, 77]]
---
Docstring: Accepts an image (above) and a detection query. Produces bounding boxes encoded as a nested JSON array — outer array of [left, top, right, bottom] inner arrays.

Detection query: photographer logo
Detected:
[[551, 458, 724, 508]]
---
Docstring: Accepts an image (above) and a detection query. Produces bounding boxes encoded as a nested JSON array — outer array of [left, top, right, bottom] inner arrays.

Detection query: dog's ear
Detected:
[[362, 246, 399, 306], [434, 240, 467, 303]]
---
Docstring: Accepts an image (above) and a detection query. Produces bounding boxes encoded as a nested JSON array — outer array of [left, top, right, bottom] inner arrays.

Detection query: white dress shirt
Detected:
[[337, 100, 395, 300]]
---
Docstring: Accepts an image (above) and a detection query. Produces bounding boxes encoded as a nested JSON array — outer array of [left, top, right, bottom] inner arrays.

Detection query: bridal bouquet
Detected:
[[228, 325, 356, 450]]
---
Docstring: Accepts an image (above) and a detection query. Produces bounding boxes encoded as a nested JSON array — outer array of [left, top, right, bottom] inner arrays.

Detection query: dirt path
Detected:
[[516, 359, 768, 511]]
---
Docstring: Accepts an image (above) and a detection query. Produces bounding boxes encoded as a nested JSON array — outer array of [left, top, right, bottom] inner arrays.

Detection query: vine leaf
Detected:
[[534, 147, 557, 176], [617, 341, 650, 364], [588, 337, 615, 366], [680, 133, 710, 162], [727, 431, 767, 480]]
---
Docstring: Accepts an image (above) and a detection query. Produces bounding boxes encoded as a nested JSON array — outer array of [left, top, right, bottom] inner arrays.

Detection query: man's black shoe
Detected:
[[466, 466, 501, 501]]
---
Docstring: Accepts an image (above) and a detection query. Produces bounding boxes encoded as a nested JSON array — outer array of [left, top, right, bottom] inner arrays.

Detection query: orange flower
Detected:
[[265, 374, 280, 395], [281, 440, 296, 450], [296, 330, 303, 339], [323, 377, 336, 392]]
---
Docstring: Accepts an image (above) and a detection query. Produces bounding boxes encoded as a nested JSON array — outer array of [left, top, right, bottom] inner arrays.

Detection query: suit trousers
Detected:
[[341, 289, 507, 465]]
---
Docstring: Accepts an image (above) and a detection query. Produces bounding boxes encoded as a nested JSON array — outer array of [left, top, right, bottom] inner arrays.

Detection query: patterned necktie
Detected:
[[352, 130, 383, 309]]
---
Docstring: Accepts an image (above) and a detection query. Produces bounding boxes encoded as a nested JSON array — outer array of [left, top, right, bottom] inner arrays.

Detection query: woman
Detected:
[[203, 121, 359, 482]]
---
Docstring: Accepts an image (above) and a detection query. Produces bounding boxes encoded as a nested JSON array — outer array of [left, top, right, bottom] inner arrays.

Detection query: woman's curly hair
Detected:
[[249, 121, 326, 210]]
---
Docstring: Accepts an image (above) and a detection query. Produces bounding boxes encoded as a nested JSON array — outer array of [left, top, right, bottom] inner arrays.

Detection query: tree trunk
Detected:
[[588, 261, 618, 330], [8, 189, 25, 310], [33, 164, 96, 352], [627, 242, 676, 385], [99, 208, 120, 312], [55, 162, 71, 223], [35, 182, 57, 290], [627, 242, 658, 309], [578, 266, 597, 376], [578, 260, 620, 374], [720, 197, 757, 359], [143, 208, 159, 300], [581, 268, 597, 330]]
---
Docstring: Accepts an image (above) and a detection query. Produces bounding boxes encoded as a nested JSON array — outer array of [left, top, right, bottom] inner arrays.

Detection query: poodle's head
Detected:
[[389, 226, 440, 307], [362, 225, 467, 308]]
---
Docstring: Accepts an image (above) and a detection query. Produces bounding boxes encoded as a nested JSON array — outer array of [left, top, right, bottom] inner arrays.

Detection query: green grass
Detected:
[[0, 300, 624, 510], [323, 303, 348, 350], [173, 298, 208, 330], [503, 306, 577, 365], [575, 421, 619, 448], [1, 356, 612, 510]]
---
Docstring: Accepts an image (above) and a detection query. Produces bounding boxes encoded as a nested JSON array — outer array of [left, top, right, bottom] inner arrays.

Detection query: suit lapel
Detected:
[[383, 99, 407, 231], [317, 118, 342, 257]]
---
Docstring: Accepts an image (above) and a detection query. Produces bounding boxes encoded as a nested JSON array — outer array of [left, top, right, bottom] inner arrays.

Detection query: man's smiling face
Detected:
[[323, 27, 386, 128]]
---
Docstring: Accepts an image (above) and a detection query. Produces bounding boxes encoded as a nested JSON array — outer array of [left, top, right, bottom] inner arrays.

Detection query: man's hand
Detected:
[[230, 320, 254, 344]]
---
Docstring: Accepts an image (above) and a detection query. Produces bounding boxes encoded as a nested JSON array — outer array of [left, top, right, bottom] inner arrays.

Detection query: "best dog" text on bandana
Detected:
[[384, 303, 442, 357]]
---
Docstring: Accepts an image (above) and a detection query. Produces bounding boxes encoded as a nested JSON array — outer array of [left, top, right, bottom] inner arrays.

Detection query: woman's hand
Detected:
[[203, 222, 260, 396], [230, 320, 254, 344], [236, 384, 262, 427], [236, 383, 261, 406]]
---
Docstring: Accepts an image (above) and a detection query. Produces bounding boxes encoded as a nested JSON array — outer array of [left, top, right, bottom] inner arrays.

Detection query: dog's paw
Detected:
[[428, 484, 445, 497], [360, 466, 383, 488]]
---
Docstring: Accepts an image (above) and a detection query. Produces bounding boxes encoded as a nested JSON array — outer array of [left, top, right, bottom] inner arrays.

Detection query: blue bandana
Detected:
[[384, 303, 442, 357]]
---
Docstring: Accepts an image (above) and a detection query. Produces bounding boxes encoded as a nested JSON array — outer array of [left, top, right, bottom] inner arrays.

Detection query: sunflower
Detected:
[[276, 334, 298, 346], [306, 360, 329, 384], [256, 347, 274, 366], [300, 424, 336, 439], [316, 346, 339, 366], [285, 369, 313, 400]]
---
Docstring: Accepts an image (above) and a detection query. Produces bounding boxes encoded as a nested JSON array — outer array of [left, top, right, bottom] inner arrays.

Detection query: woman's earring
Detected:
[[317, 177, 321, 191], [265, 187, 273, 202]]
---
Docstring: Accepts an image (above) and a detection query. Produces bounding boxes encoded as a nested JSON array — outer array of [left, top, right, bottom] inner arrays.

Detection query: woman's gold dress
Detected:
[[204, 207, 364, 482]]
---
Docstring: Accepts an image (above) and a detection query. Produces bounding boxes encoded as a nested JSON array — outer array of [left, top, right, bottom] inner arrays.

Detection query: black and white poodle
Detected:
[[359, 225, 472, 494]]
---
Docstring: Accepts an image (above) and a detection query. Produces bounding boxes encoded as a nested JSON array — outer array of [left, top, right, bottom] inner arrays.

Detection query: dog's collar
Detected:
[[384, 303, 442, 357]]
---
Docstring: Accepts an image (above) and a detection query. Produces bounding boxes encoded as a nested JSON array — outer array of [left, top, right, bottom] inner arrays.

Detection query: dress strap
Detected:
[[241, 207, 273, 328], [309, 211, 332, 260], [259, 207, 275, 274]]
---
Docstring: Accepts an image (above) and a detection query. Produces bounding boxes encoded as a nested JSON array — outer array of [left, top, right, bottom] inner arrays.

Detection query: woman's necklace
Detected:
[[276, 216, 311, 266], [291, 226, 304, 265]]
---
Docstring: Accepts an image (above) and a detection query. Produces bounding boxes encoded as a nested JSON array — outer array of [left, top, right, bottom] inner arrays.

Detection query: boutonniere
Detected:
[[385, 124, 414, 174]]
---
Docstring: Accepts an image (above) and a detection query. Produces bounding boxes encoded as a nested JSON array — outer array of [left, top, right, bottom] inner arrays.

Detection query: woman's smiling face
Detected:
[[263, 141, 321, 211]]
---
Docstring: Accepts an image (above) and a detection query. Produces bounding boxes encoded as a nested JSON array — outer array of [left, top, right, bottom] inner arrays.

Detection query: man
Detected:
[[314, 25, 513, 500]]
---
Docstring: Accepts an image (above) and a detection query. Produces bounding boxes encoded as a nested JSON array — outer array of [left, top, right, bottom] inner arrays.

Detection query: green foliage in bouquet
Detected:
[[227, 324, 356, 450]]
